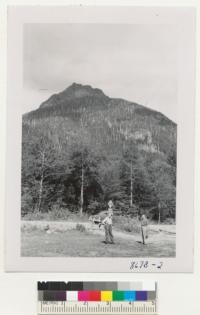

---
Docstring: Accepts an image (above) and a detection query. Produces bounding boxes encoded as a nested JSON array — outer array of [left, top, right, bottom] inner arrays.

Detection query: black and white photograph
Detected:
[[6, 6, 195, 272], [21, 23, 177, 258]]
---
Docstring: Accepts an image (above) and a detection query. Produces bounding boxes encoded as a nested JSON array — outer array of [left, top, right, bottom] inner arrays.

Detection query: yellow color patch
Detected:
[[101, 291, 113, 301]]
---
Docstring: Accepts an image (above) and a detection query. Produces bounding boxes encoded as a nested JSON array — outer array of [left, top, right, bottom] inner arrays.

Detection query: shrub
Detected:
[[49, 206, 72, 220], [21, 189, 35, 216], [22, 211, 48, 221], [76, 223, 86, 232], [87, 200, 102, 214], [123, 223, 135, 233], [114, 215, 140, 234], [162, 217, 176, 225]]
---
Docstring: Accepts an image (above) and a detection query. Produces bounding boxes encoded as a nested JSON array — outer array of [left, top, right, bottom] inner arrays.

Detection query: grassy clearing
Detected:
[[23, 208, 89, 222], [21, 228, 175, 257], [22, 210, 175, 239]]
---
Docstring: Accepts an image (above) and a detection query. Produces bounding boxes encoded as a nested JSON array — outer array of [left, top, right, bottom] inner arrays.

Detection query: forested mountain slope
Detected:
[[22, 83, 177, 221]]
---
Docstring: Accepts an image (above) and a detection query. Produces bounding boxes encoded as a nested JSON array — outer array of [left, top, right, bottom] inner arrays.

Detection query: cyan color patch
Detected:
[[124, 291, 136, 301]]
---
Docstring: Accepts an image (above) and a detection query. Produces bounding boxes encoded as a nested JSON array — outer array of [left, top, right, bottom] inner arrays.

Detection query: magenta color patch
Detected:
[[78, 291, 90, 301]]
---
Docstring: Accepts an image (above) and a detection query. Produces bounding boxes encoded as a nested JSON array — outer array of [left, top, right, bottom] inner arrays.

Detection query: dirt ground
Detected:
[[21, 221, 175, 257]]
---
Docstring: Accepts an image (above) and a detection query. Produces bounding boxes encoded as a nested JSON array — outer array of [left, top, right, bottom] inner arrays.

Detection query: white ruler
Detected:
[[38, 301, 157, 314]]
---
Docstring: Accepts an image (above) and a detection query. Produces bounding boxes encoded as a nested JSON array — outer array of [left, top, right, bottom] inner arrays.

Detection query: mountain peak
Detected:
[[63, 82, 107, 99], [39, 82, 109, 109]]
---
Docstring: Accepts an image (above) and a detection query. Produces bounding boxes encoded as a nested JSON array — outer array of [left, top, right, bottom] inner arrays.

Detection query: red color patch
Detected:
[[89, 291, 101, 301]]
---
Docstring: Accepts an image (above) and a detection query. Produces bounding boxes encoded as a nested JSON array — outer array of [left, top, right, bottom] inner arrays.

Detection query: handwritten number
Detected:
[[130, 260, 163, 270]]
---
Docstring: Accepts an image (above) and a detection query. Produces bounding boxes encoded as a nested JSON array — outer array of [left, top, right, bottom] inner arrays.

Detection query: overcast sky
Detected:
[[23, 23, 177, 122]]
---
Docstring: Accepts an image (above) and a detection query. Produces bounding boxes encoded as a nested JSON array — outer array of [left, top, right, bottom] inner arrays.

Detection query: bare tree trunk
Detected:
[[130, 160, 133, 207], [80, 118, 84, 216], [37, 151, 45, 212], [158, 201, 161, 224], [80, 159, 84, 215]]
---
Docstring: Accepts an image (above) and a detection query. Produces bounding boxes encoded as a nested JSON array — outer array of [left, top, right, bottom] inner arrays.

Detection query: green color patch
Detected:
[[112, 291, 124, 301]]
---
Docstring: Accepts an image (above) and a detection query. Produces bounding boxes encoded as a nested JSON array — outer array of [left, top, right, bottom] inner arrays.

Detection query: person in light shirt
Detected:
[[102, 211, 114, 244]]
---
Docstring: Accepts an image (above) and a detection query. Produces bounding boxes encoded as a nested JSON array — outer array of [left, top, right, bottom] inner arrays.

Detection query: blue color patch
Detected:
[[124, 291, 136, 301]]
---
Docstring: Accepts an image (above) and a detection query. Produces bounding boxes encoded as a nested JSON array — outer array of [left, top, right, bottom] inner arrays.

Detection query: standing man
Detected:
[[140, 214, 148, 245], [102, 200, 114, 244], [102, 211, 114, 244]]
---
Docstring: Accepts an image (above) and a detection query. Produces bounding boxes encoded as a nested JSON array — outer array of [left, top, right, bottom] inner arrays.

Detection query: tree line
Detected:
[[21, 119, 176, 222]]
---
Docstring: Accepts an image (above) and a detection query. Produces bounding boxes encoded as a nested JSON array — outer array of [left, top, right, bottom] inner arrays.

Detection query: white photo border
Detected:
[[5, 5, 195, 272]]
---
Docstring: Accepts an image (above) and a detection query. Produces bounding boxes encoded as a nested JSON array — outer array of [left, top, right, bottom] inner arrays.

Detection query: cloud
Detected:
[[23, 23, 177, 121]]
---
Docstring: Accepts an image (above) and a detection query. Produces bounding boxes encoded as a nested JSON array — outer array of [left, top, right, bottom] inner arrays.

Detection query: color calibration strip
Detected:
[[38, 282, 157, 314], [39, 289, 155, 302], [38, 281, 156, 302]]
